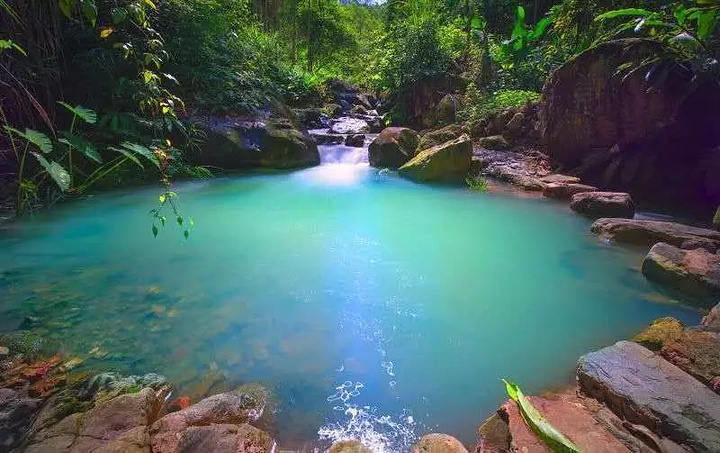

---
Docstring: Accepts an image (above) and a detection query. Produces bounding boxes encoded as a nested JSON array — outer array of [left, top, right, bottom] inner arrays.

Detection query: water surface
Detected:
[[0, 142, 701, 451]]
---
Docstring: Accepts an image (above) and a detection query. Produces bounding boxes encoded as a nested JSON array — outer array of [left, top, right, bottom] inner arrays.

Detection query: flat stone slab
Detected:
[[543, 183, 598, 200], [577, 341, 720, 452], [642, 243, 720, 300], [591, 218, 720, 252], [570, 192, 635, 219]]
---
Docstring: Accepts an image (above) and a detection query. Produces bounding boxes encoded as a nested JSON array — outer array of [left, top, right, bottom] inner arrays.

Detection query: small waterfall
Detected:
[[309, 116, 380, 165]]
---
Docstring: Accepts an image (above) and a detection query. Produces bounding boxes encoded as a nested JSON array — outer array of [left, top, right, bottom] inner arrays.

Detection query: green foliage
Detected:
[[504, 380, 582, 453], [466, 175, 489, 192], [461, 89, 540, 121]]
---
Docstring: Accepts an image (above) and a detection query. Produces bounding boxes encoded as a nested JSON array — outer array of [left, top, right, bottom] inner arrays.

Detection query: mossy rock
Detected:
[[633, 317, 684, 351], [399, 135, 472, 183], [418, 124, 464, 151], [435, 94, 459, 126], [369, 127, 419, 168], [478, 135, 510, 150]]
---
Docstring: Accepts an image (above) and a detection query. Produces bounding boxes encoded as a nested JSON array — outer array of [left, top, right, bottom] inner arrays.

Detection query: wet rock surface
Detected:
[[570, 192, 635, 219], [369, 127, 419, 168], [418, 124, 464, 151], [175, 423, 274, 453], [399, 135, 472, 183], [642, 243, 720, 301], [577, 340, 720, 452], [329, 440, 373, 453], [474, 148, 552, 191], [703, 302, 720, 331], [591, 218, 720, 252], [542, 183, 598, 200], [344, 134, 365, 147], [328, 117, 370, 135], [412, 433, 468, 453]]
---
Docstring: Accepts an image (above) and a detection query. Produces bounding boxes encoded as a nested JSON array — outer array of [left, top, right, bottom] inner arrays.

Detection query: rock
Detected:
[[540, 174, 581, 184], [482, 391, 631, 453], [542, 183, 598, 200], [478, 135, 509, 151], [329, 440, 373, 453], [150, 384, 268, 453], [504, 112, 525, 135], [324, 104, 343, 117], [660, 328, 720, 394], [345, 134, 365, 147], [591, 218, 720, 252], [176, 423, 274, 453], [633, 317, 684, 351], [435, 94, 459, 126], [368, 127, 419, 168], [0, 346, 8, 357], [0, 388, 42, 451], [539, 39, 720, 215], [195, 118, 320, 170], [292, 108, 328, 130], [399, 135, 472, 183], [412, 433, 468, 453], [350, 104, 368, 115], [417, 125, 463, 151], [642, 243, 720, 300], [577, 341, 720, 451], [79, 372, 169, 404], [329, 117, 370, 135], [570, 192, 635, 219], [703, 303, 720, 332], [475, 149, 552, 191], [312, 133, 345, 145]]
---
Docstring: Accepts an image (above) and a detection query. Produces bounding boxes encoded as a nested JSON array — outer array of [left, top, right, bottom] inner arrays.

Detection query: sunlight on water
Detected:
[[0, 140, 703, 451]]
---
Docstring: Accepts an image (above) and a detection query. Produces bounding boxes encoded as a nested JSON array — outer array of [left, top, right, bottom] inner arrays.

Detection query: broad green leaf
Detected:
[[696, 10, 718, 40], [59, 132, 102, 163], [0, 39, 27, 56], [58, 0, 76, 18], [595, 8, 652, 21], [109, 146, 144, 169], [57, 101, 97, 124], [503, 380, 582, 453], [4, 126, 52, 153], [143, 0, 157, 9], [79, 0, 97, 26], [120, 142, 160, 168], [111, 7, 127, 24], [31, 152, 71, 192]]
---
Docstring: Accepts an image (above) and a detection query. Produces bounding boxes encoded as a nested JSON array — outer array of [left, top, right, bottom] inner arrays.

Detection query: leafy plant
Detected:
[[466, 175, 489, 192], [503, 379, 582, 453]]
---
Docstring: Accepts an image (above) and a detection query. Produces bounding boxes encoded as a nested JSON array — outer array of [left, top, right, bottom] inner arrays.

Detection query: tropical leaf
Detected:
[[58, 0, 76, 19], [79, 0, 97, 26], [59, 132, 102, 163], [120, 142, 160, 168], [595, 8, 653, 21], [31, 153, 71, 192], [4, 127, 52, 153], [57, 101, 97, 124], [503, 380, 582, 453], [108, 146, 144, 169]]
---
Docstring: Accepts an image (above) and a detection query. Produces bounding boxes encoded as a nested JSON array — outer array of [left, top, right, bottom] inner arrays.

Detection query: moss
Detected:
[[633, 317, 684, 351]]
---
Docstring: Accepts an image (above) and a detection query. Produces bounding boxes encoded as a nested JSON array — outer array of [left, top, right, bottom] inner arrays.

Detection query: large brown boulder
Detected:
[[418, 124, 463, 151], [543, 183, 598, 200], [195, 118, 319, 170], [570, 192, 635, 219], [412, 433, 468, 453], [369, 127, 419, 168], [399, 135, 472, 183], [591, 218, 720, 252], [539, 38, 720, 214], [641, 242, 720, 301]]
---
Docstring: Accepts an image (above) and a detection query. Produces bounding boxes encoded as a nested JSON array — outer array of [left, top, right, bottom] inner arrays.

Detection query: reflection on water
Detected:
[[0, 141, 704, 451]]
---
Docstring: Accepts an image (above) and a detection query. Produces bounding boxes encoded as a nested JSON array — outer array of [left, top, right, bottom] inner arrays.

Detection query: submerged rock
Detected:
[[412, 433, 468, 453], [542, 183, 598, 200], [570, 192, 635, 219], [418, 124, 463, 151], [478, 135, 509, 151], [642, 243, 720, 300], [591, 218, 720, 252], [369, 127, 419, 168], [399, 135, 472, 183], [577, 341, 720, 451], [0, 388, 42, 451]]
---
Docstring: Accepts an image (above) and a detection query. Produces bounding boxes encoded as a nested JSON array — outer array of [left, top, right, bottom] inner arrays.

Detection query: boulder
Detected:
[[434, 94, 459, 126], [195, 118, 319, 170], [591, 218, 720, 252], [350, 104, 368, 115], [539, 39, 720, 214], [418, 124, 463, 151], [175, 423, 274, 453], [577, 341, 720, 451], [150, 384, 268, 453], [324, 104, 343, 117], [399, 135, 472, 183], [369, 127, 419, 168], [660, 329, 720, 394], [540, 174, 581, 184], [345, 134, 365, 148], [703, 303, 720, 332], [504, 112, 525, 136], [633, 317, 684, 351], [570, 192, 635, 219], [642, 243, 720, 300], [478, 135, 509, 151], [328, 118, 370, 135], [292, 108, 328, 130], [312, 134, 344, 146], [543, 183, 598, 200], [412, 433, 468, 453], [329, 440, 373, 453], [0, 388, 41, 451], [475, 149, 552, 191]]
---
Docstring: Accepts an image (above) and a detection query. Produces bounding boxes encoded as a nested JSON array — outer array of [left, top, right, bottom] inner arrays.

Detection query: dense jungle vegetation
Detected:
[[1, 0, 719, 220]]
